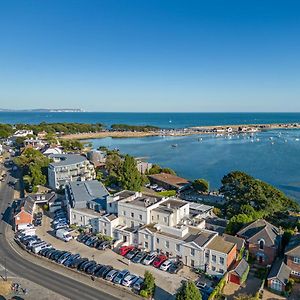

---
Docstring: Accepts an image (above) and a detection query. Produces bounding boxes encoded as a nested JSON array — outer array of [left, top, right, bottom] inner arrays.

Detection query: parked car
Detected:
[[168, 261, 184, 274], [86, 264, 103, 275], [45, 249, 57, 258], [152, 254, 167, 268], [125, 248, 140, 260], [122, 274, 139, 287], [82, 261, 97, 272], [105, 269, 118, 281], [133, 277, 144, 291], [70, 257, 88, 268], [114, 269, 130, 284], [57, 252, 71, 264], [97, 265, 113, 278], [63, 254, 80, 267], [119, 245, 135, 256], [97, 241, 111, 250], [143, 252, 157, 265], [132, 251, 147, 264], [160, 259, 173, 271]]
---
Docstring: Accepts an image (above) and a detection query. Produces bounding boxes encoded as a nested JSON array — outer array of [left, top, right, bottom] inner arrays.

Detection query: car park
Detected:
[[152, 254, 167, 268], [143, 252, 157, 265], [131, 251, 147, 264], [119, 245, 135, 256], [122, 274, 139, 287], [160, 259, 173, 271], [125, 248, 140, 260], [168, 260, 184, 274], [114, 269, 130, 284], [105, 269, 118, 281]]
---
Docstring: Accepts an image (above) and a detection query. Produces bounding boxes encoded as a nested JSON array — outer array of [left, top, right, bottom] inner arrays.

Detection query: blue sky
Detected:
[[0, 0, 299, 112]]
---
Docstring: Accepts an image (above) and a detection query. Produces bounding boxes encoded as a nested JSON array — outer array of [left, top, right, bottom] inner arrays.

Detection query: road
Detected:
[[0, 160, 120, 300]]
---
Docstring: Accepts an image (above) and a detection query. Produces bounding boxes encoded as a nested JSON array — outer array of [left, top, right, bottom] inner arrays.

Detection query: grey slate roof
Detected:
[[68, 180, 109, 209], [230, 258, 249, 278], [223, 234, 245, 252], [49, 154, 86, 167], [285, 234, 300, 256], [237, 219, 280, 247], [267, 260, 291, 285]]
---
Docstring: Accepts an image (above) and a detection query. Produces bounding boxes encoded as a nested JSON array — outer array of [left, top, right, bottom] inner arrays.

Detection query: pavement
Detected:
[[0, 158, 133, 300], [35, 214, 198, 299]]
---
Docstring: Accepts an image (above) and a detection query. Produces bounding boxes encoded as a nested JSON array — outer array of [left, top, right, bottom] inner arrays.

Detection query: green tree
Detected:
[[226, 214, 253, 235], [121, 155, 143, 191], [0, 124, 13, 138], [140, 271, 156, 298], [15, 136, 27, 147], [105, 152, 123, 179], [193, 178, 209, 192], [220, 171, 299, 218], [176, 281, 201, 300], [148, 164, 162, 175], [161, 167, 176, 175]]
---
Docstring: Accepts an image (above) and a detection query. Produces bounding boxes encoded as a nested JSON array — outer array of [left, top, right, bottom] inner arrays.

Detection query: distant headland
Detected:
[[0, 108, 84, 112]]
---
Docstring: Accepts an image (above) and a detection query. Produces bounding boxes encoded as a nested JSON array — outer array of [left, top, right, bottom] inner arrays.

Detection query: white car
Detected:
[[160, 259, 173, 271], [143, 252, 157, 265], [122, 274, 139, 287]]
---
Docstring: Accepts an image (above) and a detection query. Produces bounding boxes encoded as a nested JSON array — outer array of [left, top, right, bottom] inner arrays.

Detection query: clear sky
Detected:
[[0, 0, 299, 112]]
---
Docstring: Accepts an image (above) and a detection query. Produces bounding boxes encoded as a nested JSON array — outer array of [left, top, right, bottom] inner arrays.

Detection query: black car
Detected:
[[52, 250, 65, 261], [80, 235, 91, 243], [132, 251, 147, 263], [76, 234, 85, 242], [97, 265, 113, 278], [82, 261, 97, 272], [168, 261, 184, 274], [126, 248, 140, 260], [45, 249, 57, 258], [33, 219, 42, 226], [63, 254, 80, 267], [94, 265, 107, 277]]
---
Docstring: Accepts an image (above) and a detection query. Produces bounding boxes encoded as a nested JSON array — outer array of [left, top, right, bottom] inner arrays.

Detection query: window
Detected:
[[73, 214, 76, 220], [212, 255, 216, 263], [191, 248, 195, 256], [293, 257, 300, 264], [271, 279, 282, 292], [144, 241, 148, 248], [220, 257, 224, 265], [176, 244, 180, 252], [259, 240, 264, 250], [164, 217, 168, 223], [291, 270, 300, 276], [104, 229, 107, 235], [156, 238, 160, 244], [151, 216, 154, 221], [205, 252, 209, 258], [165, 241, 169, 248], [109, 203, 112, 207], [144, 234, 149, 239], [191, 259, 195, 267], [80, 216, 83, 221], [123, 211, 126, 216], [131, 212, 134, 218], [212, 266, 216, 271], [139, 214, 142, 220], [219, 269, 224, 274], [131, 221, 134, 228], [157, 215, 159, 220]]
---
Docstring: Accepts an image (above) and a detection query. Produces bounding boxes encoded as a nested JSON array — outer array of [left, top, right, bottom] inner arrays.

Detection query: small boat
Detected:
[[296, 138, 300, 141], [171, 144, 178, 148]]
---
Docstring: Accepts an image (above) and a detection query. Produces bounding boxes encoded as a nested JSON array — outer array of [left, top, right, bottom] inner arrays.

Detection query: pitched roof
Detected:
[[237, 219, 280, 247], [148, 173, 190, 189], [67, 180, 109, 209], [267, 260, 291, 285], [223, 234, 245, 252], [285, 234, 300, 256], [230, 258, 249, 278]]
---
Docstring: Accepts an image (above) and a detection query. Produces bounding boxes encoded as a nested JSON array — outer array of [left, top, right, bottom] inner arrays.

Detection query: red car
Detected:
[[119, 245, 135, 256], [152, 254, 167, 268]]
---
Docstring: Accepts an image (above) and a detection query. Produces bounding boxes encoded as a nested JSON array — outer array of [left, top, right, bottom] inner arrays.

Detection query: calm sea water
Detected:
[[1, 112, 300, 128], [1, 112, 300, 201], [89, 129, 300, 202]]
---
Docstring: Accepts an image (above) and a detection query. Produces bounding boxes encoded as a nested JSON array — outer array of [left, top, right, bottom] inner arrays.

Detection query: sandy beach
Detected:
[[60, 122, 300, 140]]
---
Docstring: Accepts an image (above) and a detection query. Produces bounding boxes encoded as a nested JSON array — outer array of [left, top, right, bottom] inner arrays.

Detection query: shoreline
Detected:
[[60, 122, 300, 140]]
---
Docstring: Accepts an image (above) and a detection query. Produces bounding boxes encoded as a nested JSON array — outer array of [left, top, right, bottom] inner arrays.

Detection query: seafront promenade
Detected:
[[61, 122, 300, 140]]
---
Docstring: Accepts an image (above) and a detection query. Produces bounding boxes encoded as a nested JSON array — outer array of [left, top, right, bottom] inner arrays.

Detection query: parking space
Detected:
[[36, 215, 197, 298]]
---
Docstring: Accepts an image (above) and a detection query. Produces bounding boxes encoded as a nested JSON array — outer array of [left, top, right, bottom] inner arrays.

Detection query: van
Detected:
[[29, 241, 47, 252], [56, 229, 72, 242], [33, 243, 52, 254]]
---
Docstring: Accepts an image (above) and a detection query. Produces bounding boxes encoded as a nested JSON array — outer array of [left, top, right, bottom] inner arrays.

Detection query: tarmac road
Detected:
[[0, 161, 120, 300]]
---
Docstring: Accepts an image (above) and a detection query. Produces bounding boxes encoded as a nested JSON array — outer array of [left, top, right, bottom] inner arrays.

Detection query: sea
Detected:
[[1, 112, 300, 201]]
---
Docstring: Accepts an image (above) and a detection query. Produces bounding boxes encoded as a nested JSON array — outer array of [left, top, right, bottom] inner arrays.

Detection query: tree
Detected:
[[233, 294, 255, 300], [226, 214, 253, 235], [148, 164, 162, 175], [193, 179, 209, 193], [220, 171, 299, 218], [121, 155, 143, 191], [161, 167, 176, 175], [176, 281, 201, 300], [140, 271, 155, 298]]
